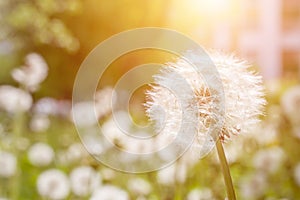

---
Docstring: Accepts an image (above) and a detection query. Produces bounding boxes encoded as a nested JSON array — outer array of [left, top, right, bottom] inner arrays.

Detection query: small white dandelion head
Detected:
[[281, 85, 300, 125], [156, 163, 187, 185], [28, 143, 54, 167], [90, 185, 129, 200], [252, 147, 285, 174], [72, 101, 98, 128], [186, 188, 214, 200], [240, 172, 267, 199], [11, 53, 48, 92], [127, 178, 152, 196], [0, 85, 32, 114], [100, 168, 116, 181], [70, 166, 101, 197], [293, 162, 300, 187], [94, 87, 114, 118], [0, 151, 17, 178], [37, 169, 70, 199], [30, 114, 50, 132], [145, 51, 266, 158]]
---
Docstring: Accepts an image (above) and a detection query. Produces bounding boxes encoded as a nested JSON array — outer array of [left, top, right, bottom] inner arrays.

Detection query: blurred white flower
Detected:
[[157, 163, 187, 185], [100, 168, 116, 181], [82, 133, 106, 156], [66, 143, 86, 163], [223, 139, 243, 164], [145, 51, 265, 157], [127, 178, 151, 196], [0, 85, 32, 114], [187, 188, 214, 200], [33, 97, 58, 115], [90, 185, 129, 200], [11, 53, 48, 92], [94, 87, 114, 118], [240, 172, 267, 199], [33, 97, 71, 118], [252, 147, 285, 174], [30, 114, 50, 132], [37, 169, 70, 200], [294, 162, 300, 186], [28, 143, 54, 167], [252, 123, 278, 145], [72, 101, 98, 128], [70, 166, 101, 197], [0, 151, 17, 178], [281, 85, 300, 125]]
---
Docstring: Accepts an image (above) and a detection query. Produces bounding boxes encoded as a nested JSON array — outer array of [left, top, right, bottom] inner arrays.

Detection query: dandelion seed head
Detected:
[[11, 53, 48, 92], [145, 51, 266, 157], [37, 169, 70, 199], [252, 147, 285, 174], [0, 85, 32, 114], [294, 162, 300, 186], [70, 166, 101, 197], [0, 151, 17, 178], [281, 85, 300, 125], [90, 185, 129, 200], [28, 142, 54, 167], [127, 178, 151, 196]]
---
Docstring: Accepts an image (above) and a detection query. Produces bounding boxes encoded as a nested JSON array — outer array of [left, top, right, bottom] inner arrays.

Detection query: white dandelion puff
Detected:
[[0, 151, 17, 178], [252, 147, 285, 174], [145, 51, 266, 157], [70, 166, 101, 197], [30, 114, 50, 132], [293, 162, 300, 187], [240, 172, 267, 199], [127, 178, 152, 196], [187, 188, 214, 200], [94, 87, 115, 118], [28, 142, 54, 167], [72, 101, 98, 128], [11, 53, 48, 92], [90, 185, 129, 200], [37, 169, 70, 199], [0, 85, 32, 114], [281, 85, 300, 126]]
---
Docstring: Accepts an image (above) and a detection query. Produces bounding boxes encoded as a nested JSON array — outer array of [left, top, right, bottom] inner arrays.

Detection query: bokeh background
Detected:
[[0, 0, 300, 199]]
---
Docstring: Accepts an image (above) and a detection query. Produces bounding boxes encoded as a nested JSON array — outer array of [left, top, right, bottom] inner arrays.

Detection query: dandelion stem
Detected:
[[11, 112, 23, 200], [216, 139, 236, 200]]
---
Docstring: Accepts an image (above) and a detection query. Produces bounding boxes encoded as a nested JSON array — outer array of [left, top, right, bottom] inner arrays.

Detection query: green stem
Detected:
[[11, 112, 23, 200], [216, 139, 236, 200]]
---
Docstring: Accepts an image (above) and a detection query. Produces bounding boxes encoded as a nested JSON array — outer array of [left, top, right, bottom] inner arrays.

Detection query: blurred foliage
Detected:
[[0, 0, 172, 99]]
